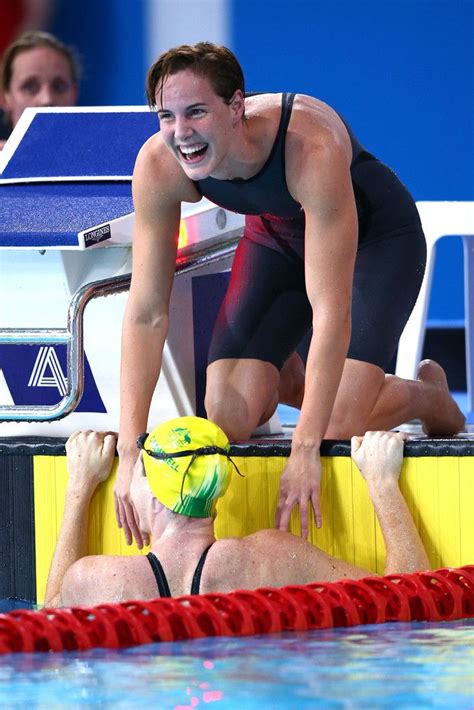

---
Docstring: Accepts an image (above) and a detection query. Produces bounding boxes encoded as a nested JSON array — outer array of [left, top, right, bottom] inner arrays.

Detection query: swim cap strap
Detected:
[[137, 434, 244, 505], [177, 450, 243, 507], [145, 445, 230, 460]]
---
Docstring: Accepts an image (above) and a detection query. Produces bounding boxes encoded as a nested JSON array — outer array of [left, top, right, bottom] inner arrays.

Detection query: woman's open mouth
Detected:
[[177, 143, 209, 163]]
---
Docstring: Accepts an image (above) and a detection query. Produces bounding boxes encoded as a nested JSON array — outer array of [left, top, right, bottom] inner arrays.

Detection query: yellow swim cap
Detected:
[[138, 416, 233, 518]]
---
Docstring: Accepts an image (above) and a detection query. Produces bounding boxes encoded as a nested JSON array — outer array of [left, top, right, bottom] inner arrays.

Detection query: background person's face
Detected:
[[4, 46, 78, 127]]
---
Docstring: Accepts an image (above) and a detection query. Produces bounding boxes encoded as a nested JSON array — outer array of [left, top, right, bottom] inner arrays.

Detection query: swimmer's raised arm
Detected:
[[276, 108, 358, 537], [351, 431, 430, 574], [44, 431, 116, 607], [115, 136, 199, 547]]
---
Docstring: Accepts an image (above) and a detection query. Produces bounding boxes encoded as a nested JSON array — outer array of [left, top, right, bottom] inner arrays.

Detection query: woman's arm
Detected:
[[44, 431, 116, 607], [352, 431, 430, 573], [276, 113, 358, 536], [114, 138, 193, 546]]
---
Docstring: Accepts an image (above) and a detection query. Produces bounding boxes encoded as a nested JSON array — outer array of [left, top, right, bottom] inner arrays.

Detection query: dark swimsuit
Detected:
[[194, 93, 426, 371], [146, 544, 213, 597]]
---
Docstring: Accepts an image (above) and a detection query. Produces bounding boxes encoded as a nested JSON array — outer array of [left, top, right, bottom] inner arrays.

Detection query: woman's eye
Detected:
[[52, 79, 70, 94], [21, 80, 40, 95]]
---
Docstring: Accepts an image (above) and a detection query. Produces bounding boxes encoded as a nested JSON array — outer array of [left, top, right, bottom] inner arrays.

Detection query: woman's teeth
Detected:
[[178, 144, 208, 161]]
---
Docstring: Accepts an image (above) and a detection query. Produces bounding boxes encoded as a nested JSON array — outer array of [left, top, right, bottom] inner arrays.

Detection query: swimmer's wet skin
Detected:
[[44, 420, 430, 607], [115, 42, 465, 549]]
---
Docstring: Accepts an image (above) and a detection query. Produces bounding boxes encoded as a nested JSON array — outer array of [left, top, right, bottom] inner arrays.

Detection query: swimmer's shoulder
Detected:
[[245, 92, 351, 163], [245, 91, 343, 132], [133, 132, 201, 206], [200, 530, 306, 593], [60, 554, 156, 606], [199, 536, 258, 593], [288, 93, 352, 156], [245, 91, 285, 115]]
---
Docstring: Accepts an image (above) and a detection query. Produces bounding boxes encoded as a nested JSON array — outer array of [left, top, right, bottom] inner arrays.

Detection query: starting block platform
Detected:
[[0, 107, 155, 250], [0, 106, 158, 183], [0, 106, 246, 435]]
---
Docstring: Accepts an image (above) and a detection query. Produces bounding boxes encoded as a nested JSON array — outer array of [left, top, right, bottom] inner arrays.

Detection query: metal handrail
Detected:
[[0, 234, 239, 422]]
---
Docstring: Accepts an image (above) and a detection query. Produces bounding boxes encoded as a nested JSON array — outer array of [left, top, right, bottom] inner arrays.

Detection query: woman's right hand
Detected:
[[114, 452, 149, 548]]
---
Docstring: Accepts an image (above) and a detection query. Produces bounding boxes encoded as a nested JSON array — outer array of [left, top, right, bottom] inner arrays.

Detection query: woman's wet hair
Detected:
[[146, 41, 245, 110], [0, 31, 80, 93]]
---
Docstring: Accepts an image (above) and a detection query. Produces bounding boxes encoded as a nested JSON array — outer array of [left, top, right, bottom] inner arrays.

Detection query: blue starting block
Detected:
[[0, 106, 247, 435], [0, 106, 157, 182], [0, 107, 159, 250]]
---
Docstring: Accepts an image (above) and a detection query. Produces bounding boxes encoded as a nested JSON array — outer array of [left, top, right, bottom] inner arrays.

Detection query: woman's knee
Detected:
[[325, 361, 385, 438], [205, 359, 280, 440], [206, 380, 283, 439], [278, 352, 305, 408], [205, 394, 254, 440], [325, 407, 369, 439]]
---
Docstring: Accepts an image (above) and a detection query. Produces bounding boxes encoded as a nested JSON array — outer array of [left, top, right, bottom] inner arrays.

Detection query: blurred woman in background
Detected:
[[0, 30, 79, 148]]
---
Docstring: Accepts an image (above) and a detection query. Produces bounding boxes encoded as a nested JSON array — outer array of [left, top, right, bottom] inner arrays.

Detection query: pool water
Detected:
[[0, 620, 472, 708]]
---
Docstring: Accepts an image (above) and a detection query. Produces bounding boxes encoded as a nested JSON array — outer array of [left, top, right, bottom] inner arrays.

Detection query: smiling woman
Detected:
[[0, 30, 79, 145], [147, 43, 246, 180], [154, 70, 246, 179], [114, 41, 465, 552]]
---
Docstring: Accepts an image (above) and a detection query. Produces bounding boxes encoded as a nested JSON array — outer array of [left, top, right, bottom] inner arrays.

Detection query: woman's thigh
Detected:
[[208, 238, 312, 370], [348, 227, 427, 370]]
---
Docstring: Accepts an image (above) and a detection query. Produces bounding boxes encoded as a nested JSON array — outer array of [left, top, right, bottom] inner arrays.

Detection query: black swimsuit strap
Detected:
[[147, 545, 214, 597], [250, 92, 295, 179], [190, 543, 214, 595], [278, 92, 295, 143], [146, 551, 172, 598]]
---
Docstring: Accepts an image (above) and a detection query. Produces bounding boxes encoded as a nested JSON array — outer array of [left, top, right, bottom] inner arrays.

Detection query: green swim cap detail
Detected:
[[169, 464, 222, 518], [140, 416, 233, 518]]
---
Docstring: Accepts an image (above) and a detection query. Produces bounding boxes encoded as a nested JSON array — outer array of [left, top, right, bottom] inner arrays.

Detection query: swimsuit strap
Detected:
[[249, 92, 295, 178], [147, 544, 214, 597], [190, 543, 214, 595], [279, 93, 295, 142], [146, 551, 172, 598]]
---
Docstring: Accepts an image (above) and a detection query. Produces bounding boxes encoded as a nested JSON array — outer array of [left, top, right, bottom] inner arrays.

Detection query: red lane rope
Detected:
[[0, 566, 472, 654]]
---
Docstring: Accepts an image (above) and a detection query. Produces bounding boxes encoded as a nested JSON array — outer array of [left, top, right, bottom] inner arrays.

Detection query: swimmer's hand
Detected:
[[114, 452, 149, 549], [275, 448, 322, 538], [351, 431, 407, 484], [66, 431, 116, 490]]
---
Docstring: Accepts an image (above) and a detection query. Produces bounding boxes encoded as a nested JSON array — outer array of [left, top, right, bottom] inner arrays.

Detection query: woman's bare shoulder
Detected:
[[291, 94, 349, 146]]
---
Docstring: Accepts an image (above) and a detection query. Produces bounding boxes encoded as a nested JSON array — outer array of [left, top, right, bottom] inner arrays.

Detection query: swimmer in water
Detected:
[[45, 419, 429, 607]]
